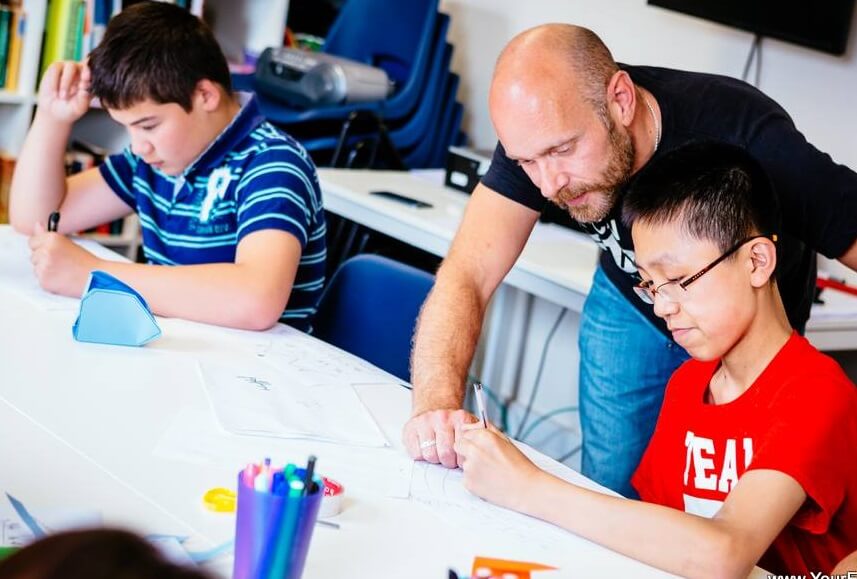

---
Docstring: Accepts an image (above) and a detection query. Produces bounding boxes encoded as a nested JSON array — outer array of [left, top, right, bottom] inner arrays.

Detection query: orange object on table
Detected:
[[471, 556, 556, 578]]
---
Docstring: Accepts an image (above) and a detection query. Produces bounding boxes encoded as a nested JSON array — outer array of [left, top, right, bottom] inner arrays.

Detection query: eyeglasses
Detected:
[[633, 234, 777, 305]]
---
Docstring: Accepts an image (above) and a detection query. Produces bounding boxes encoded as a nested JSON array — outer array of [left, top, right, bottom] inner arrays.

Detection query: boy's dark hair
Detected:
[[622, 141, 781, 254], [0, 528, 212, 579], [88, 1, 232, 112]]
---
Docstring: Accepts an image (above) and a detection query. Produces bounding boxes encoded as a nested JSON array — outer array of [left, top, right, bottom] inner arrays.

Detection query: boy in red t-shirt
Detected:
[[455, 142, 857, 577]]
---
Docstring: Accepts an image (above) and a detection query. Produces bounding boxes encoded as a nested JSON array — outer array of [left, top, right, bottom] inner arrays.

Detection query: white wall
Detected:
[[441, 0, 857, 169]]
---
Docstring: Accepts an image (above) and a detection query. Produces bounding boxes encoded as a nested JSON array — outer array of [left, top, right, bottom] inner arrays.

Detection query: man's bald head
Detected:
[[491, 24, 618, 119]]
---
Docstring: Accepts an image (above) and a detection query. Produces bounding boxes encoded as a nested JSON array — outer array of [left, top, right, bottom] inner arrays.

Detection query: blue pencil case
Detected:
[[72, 270, 162, 347]]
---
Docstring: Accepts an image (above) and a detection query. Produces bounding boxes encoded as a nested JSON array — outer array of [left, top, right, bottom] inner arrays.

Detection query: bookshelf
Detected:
[[0, 0, 289, 258]]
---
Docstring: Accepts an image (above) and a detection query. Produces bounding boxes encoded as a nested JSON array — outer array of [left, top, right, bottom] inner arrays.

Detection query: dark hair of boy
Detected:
[[621, 141, 782, 256], [88, 1, 232, 112], [0, 529, 212, 579]]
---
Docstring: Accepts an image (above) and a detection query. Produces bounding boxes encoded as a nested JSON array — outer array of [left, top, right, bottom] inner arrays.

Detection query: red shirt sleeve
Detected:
[[748, 356, 857, 534]]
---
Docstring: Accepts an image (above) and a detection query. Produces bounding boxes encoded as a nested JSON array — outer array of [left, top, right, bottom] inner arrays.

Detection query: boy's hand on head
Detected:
[[37, 61, 92, 124], [454, 424, 543, 512], [29, 224, 102, 297]]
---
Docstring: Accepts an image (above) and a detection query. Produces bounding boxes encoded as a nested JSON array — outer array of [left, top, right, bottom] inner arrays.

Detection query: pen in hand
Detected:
[[473, 381, 488, 428], [47, 211, 61, 233]]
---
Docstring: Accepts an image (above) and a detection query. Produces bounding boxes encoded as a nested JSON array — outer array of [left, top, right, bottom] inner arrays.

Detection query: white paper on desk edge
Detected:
[[198, 360, 389, 448]]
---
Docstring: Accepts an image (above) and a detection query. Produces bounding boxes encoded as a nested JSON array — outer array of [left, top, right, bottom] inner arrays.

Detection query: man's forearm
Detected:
[[97, 260, 287, 331], [9, 113, 73, 232], [410, 267, 487, 415]]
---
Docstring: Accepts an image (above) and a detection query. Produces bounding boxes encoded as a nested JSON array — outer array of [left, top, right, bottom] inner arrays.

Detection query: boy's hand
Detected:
[[29, 223, 102, 296], [37, 61, 92, 124], [454, 423, 543, 512]]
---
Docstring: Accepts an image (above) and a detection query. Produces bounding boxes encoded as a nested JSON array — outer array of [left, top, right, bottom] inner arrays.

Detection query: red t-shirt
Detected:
[[632, 333, 857, 575]]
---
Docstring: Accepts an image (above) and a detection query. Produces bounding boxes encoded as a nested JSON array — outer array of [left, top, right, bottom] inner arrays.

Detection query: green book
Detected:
[[0, 7, 11, 88], [0, 545, 19, 561], [40, 0, 75, 77]]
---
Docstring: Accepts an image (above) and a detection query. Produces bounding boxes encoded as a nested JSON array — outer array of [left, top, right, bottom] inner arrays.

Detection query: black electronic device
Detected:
[[369, 190, 433, 209], [648, 0, 855, 55]]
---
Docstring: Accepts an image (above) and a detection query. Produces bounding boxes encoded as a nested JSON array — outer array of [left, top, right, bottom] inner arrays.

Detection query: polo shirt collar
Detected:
[[182, 91, 265, 177]]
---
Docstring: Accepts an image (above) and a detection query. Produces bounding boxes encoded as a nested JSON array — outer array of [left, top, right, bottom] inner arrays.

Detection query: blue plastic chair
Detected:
[[311, 254, 435, 382], [403, 72, 459, 168], [240, 0, 440, 126], [298, 13, 450, 152]]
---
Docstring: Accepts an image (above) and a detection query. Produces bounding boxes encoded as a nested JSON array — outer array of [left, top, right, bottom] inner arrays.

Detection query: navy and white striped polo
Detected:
[[99, 93, 326, 332]]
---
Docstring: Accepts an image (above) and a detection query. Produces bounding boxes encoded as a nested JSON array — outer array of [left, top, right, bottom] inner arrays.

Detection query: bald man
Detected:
[[403, 24, 857, 497]]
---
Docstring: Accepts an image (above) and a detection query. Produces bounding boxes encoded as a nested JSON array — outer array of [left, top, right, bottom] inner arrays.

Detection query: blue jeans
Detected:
[[579, 266, 690, 498]]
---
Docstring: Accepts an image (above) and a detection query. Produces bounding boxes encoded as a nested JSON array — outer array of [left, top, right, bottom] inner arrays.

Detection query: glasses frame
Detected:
[[634, 234, 777, 305]]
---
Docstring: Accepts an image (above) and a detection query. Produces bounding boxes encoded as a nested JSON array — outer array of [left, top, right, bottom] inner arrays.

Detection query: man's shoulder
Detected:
[[625, 64, 788, 117]]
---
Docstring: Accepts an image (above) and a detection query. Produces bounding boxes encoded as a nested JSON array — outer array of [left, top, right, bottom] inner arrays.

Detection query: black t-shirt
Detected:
[[482, 64, 857, 336]]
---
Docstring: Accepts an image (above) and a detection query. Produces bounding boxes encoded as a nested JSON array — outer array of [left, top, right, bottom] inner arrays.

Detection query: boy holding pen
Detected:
[[455, 142, 857, 577], [9, 2, 326, 332]]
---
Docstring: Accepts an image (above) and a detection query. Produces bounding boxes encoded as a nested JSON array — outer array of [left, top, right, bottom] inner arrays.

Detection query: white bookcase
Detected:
[[1, 0, 289, 259]]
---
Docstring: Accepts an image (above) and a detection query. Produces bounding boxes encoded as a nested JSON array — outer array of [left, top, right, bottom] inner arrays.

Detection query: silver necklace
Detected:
[[644, 95, 661, 153]]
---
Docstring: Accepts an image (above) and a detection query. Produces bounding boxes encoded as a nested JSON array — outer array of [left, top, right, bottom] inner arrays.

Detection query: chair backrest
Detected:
[[324, 0, 438, 86], [311, 254, 434, 382]]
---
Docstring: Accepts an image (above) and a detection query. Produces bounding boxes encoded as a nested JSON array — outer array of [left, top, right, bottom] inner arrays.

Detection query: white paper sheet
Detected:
[[153, 407, 413, 499], [0, 228, 127, 311], [407, 441, 621, 555], [256, 334, 400, 386], [198, 360, 389, 448], [0, 494, 101, 547]]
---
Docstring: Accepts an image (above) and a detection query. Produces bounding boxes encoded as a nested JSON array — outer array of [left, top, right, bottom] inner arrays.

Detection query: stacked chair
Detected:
[[233, 0, 466, 169]]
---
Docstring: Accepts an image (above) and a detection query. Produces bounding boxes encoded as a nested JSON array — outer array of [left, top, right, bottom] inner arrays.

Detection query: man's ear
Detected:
[[748, 237, 778, 288], [606, 70, 636, 128], [193, 79, 222, 112]]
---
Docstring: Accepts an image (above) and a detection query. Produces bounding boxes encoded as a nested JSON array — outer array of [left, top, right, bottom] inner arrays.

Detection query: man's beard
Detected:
[[552, 119, 636, 223]]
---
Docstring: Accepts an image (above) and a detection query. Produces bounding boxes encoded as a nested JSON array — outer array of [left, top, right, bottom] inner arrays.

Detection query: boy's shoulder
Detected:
[[667, 333, 855, 406]]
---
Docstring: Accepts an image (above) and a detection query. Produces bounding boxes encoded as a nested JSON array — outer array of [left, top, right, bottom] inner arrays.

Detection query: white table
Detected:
[[0, 226, 680, 578]]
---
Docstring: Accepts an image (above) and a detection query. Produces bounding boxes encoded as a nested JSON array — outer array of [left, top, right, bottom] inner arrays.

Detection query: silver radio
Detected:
[[255, 47, 394, 108]]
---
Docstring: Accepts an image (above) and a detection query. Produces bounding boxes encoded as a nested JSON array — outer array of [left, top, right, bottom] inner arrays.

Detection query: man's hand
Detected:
[[37, 61, 92, 125], [455, 423, 544, 512], [29, 224, 102, 296], [402, 408, 478, 468]]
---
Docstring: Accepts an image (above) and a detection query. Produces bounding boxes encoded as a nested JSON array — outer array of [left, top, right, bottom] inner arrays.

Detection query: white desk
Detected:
[[318, 168, 857, 351], [0, 226, 679, 578]]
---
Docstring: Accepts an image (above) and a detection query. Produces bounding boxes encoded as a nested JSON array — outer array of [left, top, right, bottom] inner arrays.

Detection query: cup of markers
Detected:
[[233, 456, 323, 579]]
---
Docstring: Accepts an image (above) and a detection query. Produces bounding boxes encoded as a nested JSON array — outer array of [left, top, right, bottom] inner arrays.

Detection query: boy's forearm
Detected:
[[95, 260, 287, 331], [522, 473, 753, 579], [9, 113, 74, 232]]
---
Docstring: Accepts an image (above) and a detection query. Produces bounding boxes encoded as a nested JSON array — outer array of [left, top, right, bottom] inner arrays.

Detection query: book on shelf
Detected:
[[0, 154, 14, 224], [0, 5, 11, 88], [4, 2, 25, 91], [40, 0, 201, 77], [64, 140, 124, 236]]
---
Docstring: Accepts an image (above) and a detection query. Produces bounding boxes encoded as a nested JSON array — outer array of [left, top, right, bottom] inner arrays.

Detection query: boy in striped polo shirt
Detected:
[[10, 2, 325, 332]]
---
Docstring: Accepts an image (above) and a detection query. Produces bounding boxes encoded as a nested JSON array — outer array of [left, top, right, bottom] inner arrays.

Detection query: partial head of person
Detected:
[[490, 24, 656, 223], [87, 1, 237, 176], [0, 528, 212, 579], [622, 141, 785, 361]]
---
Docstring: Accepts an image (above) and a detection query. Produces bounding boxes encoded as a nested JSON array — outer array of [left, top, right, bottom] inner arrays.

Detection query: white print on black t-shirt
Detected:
[[684, 431, 754, 493], [587, 219, 638, 275]]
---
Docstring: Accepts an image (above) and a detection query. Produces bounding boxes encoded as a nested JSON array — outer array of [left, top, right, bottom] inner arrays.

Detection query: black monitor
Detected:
[[648, 0, 855, 56]]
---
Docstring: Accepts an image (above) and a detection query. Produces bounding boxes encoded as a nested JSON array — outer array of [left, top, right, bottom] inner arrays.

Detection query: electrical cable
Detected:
[[513, 307, 568, 440], [556, 444, 583, 464], [741, 34, 763, 86], [519, 405, 579, 443]]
